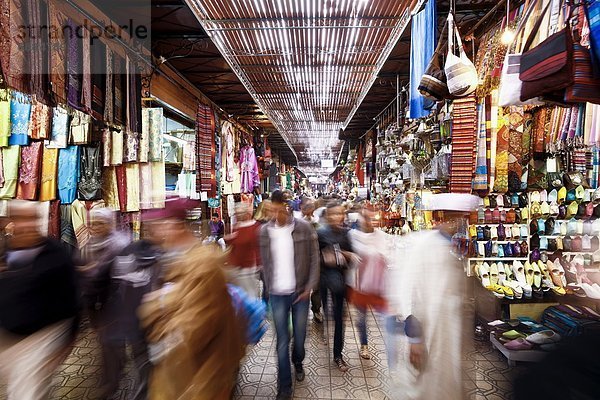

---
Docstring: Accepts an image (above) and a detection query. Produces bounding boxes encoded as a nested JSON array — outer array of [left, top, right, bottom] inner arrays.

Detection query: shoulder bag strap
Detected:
[[522, 0, 555, 52]]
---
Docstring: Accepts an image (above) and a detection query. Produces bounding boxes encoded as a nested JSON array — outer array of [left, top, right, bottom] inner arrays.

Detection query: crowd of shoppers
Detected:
[[0, 190, 481, 400]]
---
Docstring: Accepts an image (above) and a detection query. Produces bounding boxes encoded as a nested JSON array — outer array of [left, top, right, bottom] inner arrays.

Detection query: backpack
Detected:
[[227, 284, 268, 345]]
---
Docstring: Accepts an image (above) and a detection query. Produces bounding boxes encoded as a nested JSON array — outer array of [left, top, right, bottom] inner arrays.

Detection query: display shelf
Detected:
[[490, 333, 546, 367], [468, 257, 529, 261], [472, 223, 528, 226], [473, 240, 528, 243]]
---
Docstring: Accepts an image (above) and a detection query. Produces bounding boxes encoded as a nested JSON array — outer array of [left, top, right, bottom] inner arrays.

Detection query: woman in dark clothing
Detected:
[[317, 202, 355, 372]]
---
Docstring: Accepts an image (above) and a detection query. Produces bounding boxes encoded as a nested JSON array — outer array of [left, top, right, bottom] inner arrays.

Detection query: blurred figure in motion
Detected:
[[254, 199, 273, 224], [139, 198, 244, 400], [386, 193, 479, 400], [0, 200, 79, 400], [224, 202, 262, 298], [513, 332, 600, 399], [317, 201, 355, 372], [80, 208, 131, 398], [300, 197, 324, 324], [259, 190, 319, 400], [348, 202, 391, 360], [84, 207, 161, 400]]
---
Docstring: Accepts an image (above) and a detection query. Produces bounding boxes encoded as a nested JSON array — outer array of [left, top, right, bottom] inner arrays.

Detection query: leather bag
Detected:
[[419, 19, 451, 102], [519, 1, 574, 102]]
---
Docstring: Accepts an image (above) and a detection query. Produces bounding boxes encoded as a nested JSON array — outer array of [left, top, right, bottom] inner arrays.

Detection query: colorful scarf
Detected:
[[8, 92, 31, 146], [67, 18, 82, 110], [473, 101, 488, 192], [16, 141, 42, 200], [81, 27, 92, 113], [57, 145, 80, 204], [0, 89, 9, 147], [48, 0, 67, 103]]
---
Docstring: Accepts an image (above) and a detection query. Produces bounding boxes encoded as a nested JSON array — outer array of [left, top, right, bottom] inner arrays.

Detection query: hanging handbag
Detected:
[[419, 19, 451, 102], [499, 0, 544, 106], [445, 13, 478, 97], [520, 1, 574, 102], [564, 6, 600, 104]]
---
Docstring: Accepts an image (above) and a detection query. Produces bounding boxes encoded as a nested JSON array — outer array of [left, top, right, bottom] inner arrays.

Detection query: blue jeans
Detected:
[[356, 305, 368, 346], [270, 294, 310, 393], [320, 268, 346, 359]]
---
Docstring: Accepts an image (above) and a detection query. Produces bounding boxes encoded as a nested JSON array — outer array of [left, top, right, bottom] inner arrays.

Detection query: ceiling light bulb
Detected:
[[501, 29, 516, 45]]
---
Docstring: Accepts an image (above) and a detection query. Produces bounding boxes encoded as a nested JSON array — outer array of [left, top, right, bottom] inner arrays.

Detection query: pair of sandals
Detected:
[[476, 261, 531, 299]]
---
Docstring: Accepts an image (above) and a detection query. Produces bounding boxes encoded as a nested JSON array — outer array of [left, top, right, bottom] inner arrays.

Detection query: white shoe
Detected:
[[581, 283, 600, 299]]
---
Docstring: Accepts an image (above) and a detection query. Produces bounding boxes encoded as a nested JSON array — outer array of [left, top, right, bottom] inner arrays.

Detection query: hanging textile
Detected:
[[9, 92, 31, 146], [151, 161, 165, 208], [223, 121, 235, 182], [139, 162, 152, 209], [585, 103, 600, 145], [113, 56, 125, 126], [449, 96, 477, 193], [57, 145, 80, 204], [0, 89, 9, 147], [16, 141, 42, 200], [80, 27, 92, 113], [40, 146, 58, 202], [409, 0, 436, 119], [48, 200, 61, 239], [145, 107, 163, 162], [104, 48, 114, 124], [78, 146, 102, 200], [66, 18, 82, 110], [26, 0, 45, 102], [90, 40, 105, 121], [7, 0, 27, 93], [0, 145, 21, 199], [139, 111, 150, 163], [28, 101, 51, 140], [70, 110, 91, 145], [102, 127, 112, 167], [102, 166, 120, 210], [125, 163, 140, 212], [196, 102, 216, 196], [240, 145, 260, 193], [48, 0, 67, 103], [111, 128, 124, 165], [115, 165, 127, 213], [124, 61, 140, 163], [493, 124, 510, 193], [0, 0, 10, 83], [473, 101, 488, 191], [507, 107, 525, 182], [46, 105, 69, 149]]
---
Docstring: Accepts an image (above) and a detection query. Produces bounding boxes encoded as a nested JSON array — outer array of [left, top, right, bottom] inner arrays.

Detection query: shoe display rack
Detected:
[[467, 192, 531, 277]]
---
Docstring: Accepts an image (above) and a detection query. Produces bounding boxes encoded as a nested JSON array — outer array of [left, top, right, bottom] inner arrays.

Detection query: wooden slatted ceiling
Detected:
[[185, 0, 413, 173]]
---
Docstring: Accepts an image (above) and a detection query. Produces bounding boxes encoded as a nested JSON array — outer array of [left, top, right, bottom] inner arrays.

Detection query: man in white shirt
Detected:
[[259, 191, 319, 400]]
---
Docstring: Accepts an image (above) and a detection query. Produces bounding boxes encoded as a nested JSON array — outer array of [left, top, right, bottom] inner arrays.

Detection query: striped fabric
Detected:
[[450, 95, 477, 193], [565, 42, 600, 104]]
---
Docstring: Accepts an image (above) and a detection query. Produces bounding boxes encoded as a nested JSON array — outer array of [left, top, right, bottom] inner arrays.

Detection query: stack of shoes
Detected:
[[475, 262, 514, 299]]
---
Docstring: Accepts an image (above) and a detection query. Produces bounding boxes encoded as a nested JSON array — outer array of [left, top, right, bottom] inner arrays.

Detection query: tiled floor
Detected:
[[0, 307, 521, 399]]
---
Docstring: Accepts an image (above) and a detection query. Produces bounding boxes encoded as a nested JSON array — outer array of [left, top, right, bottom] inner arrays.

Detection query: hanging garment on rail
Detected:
[[409, 0, 437, 118]]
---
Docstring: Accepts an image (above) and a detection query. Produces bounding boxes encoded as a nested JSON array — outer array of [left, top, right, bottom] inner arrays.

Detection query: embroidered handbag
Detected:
[[445, 13, 478, 97], [519, 1, 574, 102]]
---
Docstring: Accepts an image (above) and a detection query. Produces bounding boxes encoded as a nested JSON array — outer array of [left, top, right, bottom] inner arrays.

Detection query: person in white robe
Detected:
[[385, 193, 479, 400]]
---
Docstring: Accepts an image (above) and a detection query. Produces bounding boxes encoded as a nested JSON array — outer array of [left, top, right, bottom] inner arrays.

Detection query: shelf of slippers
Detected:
[[466, 192, 531, 277]]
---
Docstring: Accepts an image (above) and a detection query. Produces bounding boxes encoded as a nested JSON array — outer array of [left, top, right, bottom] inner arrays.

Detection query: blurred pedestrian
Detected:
[[300, 198, 323, 324], [139, 198, 245, 400], [259, 190, 319, 400], [0, 200, 79, 400], [348, 202, 391, 360], [386, 193, 479, 400], [80, 208, 131, 398], [224, 202, 262, 298], [317, 202, 356, 372]]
